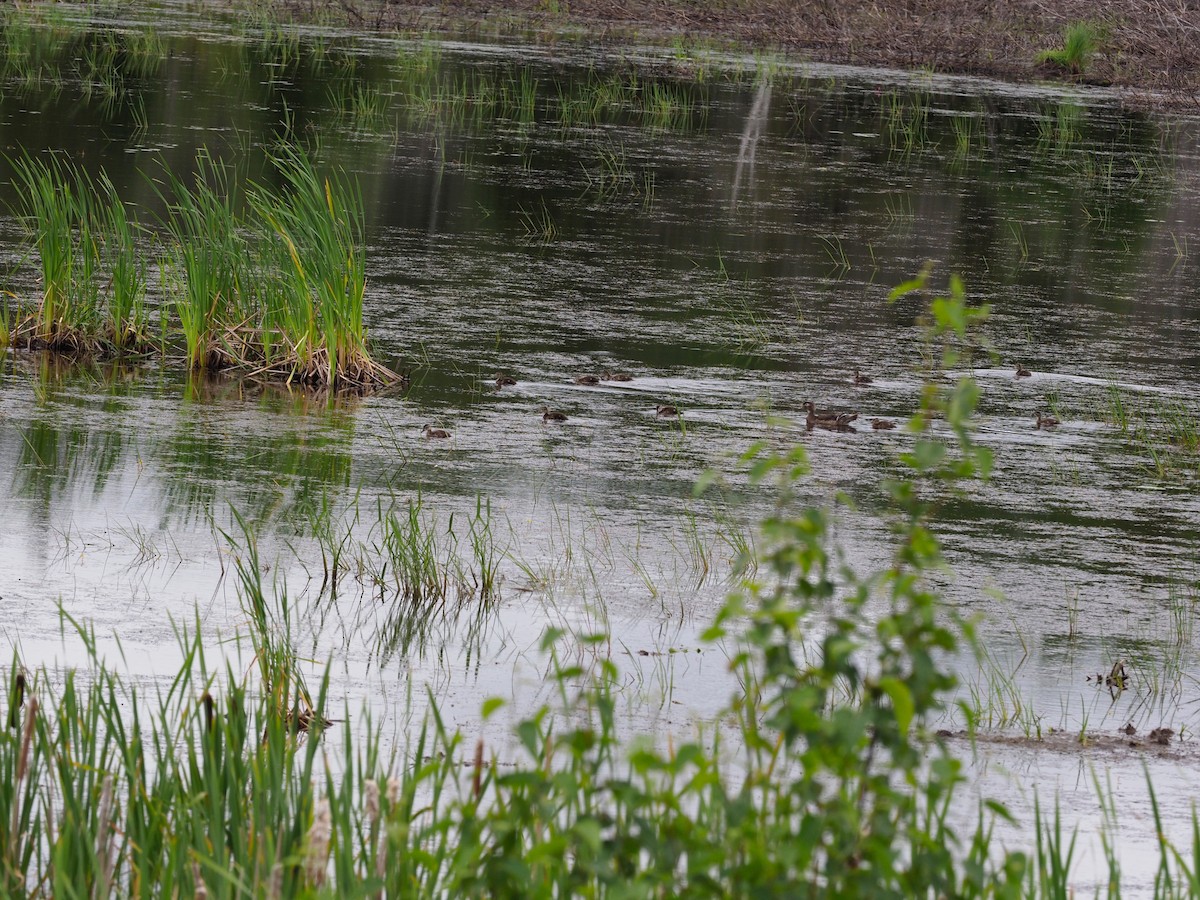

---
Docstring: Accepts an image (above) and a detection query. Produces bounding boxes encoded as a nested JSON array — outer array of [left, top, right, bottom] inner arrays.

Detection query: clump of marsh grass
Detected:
[[7, 154, 152, 355], [159, 149, 254, 372], [1036, 22, 1103, 77], [153, 146, 400, 389], [250, 145, 397, 389]]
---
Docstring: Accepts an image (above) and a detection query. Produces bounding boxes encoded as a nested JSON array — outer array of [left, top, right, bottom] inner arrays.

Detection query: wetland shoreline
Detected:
[[277, 0, 1200, 111]]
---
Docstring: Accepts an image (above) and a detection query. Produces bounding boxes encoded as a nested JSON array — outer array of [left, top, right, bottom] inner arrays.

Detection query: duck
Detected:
[[574, 374, 601, 386], [494, 373, 517, 387], [870, 418, 896, 430], [541, 406, 568, 423], [421, 424, 451, 439], [602, 371, 633, 382], [1036, 412, 1059, 429], [655, 404, 679, 418], [1015, 366, 1032, 378], [803, 401, 858, 428], [853, 367, 873, 385]]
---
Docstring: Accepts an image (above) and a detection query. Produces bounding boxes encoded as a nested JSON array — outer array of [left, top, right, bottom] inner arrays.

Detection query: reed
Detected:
[[160, 150, 252, 371], [250, 145, 397, 388], [96, 173, 149, 351], [6, 153, 123, 352]]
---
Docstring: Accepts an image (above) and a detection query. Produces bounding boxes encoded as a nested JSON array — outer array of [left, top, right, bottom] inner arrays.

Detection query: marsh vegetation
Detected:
[[1, 3, 1200, 894]]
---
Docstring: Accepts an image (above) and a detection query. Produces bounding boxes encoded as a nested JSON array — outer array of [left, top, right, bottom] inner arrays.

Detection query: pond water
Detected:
[[2, 4, 1200, 891]]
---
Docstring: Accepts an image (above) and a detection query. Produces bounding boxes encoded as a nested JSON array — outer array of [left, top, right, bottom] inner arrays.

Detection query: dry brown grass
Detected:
[[275, 0, 1200, 109]]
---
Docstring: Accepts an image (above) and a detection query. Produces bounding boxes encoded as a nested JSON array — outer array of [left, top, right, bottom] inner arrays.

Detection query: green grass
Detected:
[[7, 153, 152, 354], [250, 144, 394, 388], [160, 150, 253, 372], [1036, 22, 1102, 76]]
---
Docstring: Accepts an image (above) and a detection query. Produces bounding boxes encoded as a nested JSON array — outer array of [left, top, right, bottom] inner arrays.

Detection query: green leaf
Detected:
[[481, 697, 505, 719], [879, 677, 915, 733]]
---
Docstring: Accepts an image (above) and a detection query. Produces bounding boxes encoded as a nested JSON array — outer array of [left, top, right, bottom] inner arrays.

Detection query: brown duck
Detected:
[[655, 404, 679, 418], [1036, 412, 1059, 429], [804, 401, 857, 429], [542, 406, 568, 423]]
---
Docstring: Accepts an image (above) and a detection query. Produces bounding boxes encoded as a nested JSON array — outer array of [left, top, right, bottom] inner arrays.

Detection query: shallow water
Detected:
[[2, 5, 1200, 890]]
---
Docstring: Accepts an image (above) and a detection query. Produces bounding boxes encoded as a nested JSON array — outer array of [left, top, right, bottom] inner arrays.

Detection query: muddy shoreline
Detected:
[[272, 0, 1200, 112]]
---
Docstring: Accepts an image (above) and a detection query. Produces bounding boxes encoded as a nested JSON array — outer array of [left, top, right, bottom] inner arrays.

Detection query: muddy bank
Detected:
[[286, 0, 1200, 110]]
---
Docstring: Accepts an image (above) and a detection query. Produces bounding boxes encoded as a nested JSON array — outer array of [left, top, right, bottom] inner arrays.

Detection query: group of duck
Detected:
[[802, 368, 892, 433], [419, 365, 1061, 440], [420, 370, 679, 439], [803, 365, 1061, 434]]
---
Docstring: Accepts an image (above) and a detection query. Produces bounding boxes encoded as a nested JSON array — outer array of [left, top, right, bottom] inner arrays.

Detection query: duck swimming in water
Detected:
[[655, 404, 679, 418], [542, 406, 568, 423], [803, 401, 858, 429], [422, 424, 451, 439]]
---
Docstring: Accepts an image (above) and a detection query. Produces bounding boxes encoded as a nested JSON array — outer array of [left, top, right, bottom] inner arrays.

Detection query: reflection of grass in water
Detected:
[[1036, 100, 1084, 153], [0, 8, 166, 112], [14, 418, 126, 508]]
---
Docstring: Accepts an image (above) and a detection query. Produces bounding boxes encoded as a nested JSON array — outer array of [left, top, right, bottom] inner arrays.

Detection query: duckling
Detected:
[[853, 367, 873, 385], [494, 373, 518, 387], [1149, 727, 1175, 745], [1015, 366, 1032, 378], [421, 424, 451, 439], [870, 418, 896, 430], [1036, 412, 1059, 429], [602, 371, 633, 382], [655, 404, 679, 418], [542, 406, 568, 423], [574, 374, 601, 386]]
